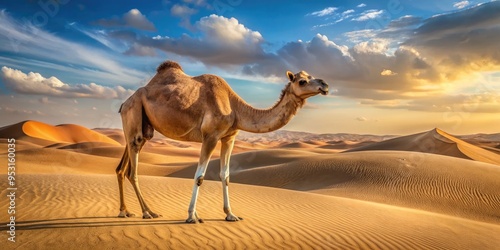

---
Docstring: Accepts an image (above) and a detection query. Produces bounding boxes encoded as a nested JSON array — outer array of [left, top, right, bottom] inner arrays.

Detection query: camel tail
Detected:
[[116, 146, 131, 178], [116, 89, 152, 178]]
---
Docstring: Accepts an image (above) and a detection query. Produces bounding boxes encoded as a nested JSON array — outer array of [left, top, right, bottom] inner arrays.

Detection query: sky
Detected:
[[0, 0, 499, 135]]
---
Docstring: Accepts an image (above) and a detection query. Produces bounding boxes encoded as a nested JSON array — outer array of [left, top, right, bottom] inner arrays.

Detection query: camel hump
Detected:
[[157, 60, 183, 73]]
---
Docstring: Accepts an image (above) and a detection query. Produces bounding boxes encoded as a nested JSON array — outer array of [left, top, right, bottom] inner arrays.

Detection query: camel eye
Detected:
[[299, 80, 307, 86]]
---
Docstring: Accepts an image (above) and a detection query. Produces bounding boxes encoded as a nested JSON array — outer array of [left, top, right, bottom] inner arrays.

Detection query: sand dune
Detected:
[[1, 120, 500, 248], [276, 141, 316, 149], [1, 174, 499, 249], [93, 128, 126, 145], [0, 122, 57, 147], [0, 120, 120, 146], [237, 130, 392, 144], [347, 128, 500, 165], [170, 149, 317, 177], [168, 149, 500, 223], [0, 147, 185, 176]]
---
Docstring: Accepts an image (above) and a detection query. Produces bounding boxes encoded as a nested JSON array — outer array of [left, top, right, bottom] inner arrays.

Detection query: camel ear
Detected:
[[286, 71, 295, 82]]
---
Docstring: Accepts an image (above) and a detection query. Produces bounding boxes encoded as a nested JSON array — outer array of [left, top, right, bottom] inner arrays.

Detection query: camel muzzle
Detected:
[[319, 80, 329, 95]]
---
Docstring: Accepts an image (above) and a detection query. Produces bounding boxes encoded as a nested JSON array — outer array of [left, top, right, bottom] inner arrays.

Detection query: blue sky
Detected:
[[1, 0, 499, 134]]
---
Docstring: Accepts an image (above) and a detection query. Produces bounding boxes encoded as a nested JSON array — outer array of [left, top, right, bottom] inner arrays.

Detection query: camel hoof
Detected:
[[150, 212, 162, 218], [142, 211, 162, 219], [225, 214, 243, 222], [118, 210, 136, 218], [185, 218, 204, 224]]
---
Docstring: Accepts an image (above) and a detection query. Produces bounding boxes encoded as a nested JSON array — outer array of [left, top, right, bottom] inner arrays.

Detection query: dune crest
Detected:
[[0, 120, 120, 145], [347, 128, 500, 165]]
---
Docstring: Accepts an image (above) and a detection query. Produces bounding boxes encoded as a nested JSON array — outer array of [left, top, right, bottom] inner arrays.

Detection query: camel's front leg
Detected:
[[220, 135, 243, 222], [186, 136, 218, 223]]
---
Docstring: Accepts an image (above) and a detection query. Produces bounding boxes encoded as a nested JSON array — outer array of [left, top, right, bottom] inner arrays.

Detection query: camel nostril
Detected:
[[319, 79, 328, 87]]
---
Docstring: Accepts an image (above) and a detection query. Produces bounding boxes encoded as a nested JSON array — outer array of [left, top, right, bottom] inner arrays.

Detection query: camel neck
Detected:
[[233, 85, 304, 133]]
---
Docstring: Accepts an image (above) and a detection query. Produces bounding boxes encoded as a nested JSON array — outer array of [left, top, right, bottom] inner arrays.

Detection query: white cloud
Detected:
[[312, 9, 355, 28], [197, 15, 263, 44], [96, 9, 156, 31], [1, 67, 134, 99], [154, 35, 170, 41], [312, 20, 344, 29], [381, 69, 397, 76], [171, 4, 197, 16], [353, 9, 384, 21], [453, 1, 470, 9], [405, 1, 500, 80], [38, 97, 54, 104], [357, 3, 367, 8], [308, 7, 338, 17], [369, 93, 500, 113], [124, 9, 156, 31], [137, 15, 268, 66], [95, 2, 500, 106], [387, 15, 422, 28], [354, 40, 389, 54], [124, 43, 157, 57], [343, 9, 355, 15], [71, 26, 126, 52], [183, 0, 208, 7], [273, 34, 356, 80], [247, 33, 442, 100], [343, 29, 378, 43]]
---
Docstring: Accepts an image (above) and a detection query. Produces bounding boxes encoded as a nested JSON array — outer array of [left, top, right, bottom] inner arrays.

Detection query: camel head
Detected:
[[286, 70, 329, 99]]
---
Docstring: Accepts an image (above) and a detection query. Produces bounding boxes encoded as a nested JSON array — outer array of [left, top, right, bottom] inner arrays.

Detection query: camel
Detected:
[[116, 61, 329, 223]]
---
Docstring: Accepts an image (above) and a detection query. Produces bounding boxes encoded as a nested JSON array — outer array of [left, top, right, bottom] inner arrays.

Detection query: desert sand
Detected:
[[1, 120, 500, 249]]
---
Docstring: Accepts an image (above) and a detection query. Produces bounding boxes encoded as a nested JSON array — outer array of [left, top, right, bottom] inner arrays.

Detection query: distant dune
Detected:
[[237, 130, 393, 144], [347, 128, 500, 165], [0, 120, 120, 146], [276, 141, 316, 149], [0, 120, 499, 249], [93, 128, 126, 145]]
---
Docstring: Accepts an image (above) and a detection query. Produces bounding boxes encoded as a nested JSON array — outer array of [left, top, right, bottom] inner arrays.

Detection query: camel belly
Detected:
[[157, 125, 203, 142], [148, 113, 203, 142]]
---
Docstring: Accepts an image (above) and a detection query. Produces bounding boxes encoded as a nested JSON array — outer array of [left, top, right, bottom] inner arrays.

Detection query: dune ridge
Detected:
[[23, 120, 120, 145], [0, 120, 120, 146], [347, 128, 500, 165]]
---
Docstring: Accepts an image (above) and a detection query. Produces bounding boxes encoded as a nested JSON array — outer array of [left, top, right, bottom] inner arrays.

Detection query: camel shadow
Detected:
[[0, 217, 227, 231]]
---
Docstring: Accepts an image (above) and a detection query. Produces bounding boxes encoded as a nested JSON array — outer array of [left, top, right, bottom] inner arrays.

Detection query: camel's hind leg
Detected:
[[127, 143, 161, 219], [119, 91, 160, 219], [116, 147, 135, 218]]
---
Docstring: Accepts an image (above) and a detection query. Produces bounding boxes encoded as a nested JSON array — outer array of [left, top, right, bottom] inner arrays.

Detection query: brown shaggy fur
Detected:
[[157, 61, 183, 73]]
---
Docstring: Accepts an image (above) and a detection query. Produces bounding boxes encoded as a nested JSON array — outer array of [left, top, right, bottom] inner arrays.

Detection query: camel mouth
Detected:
[[319, 88, 328, 95]]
